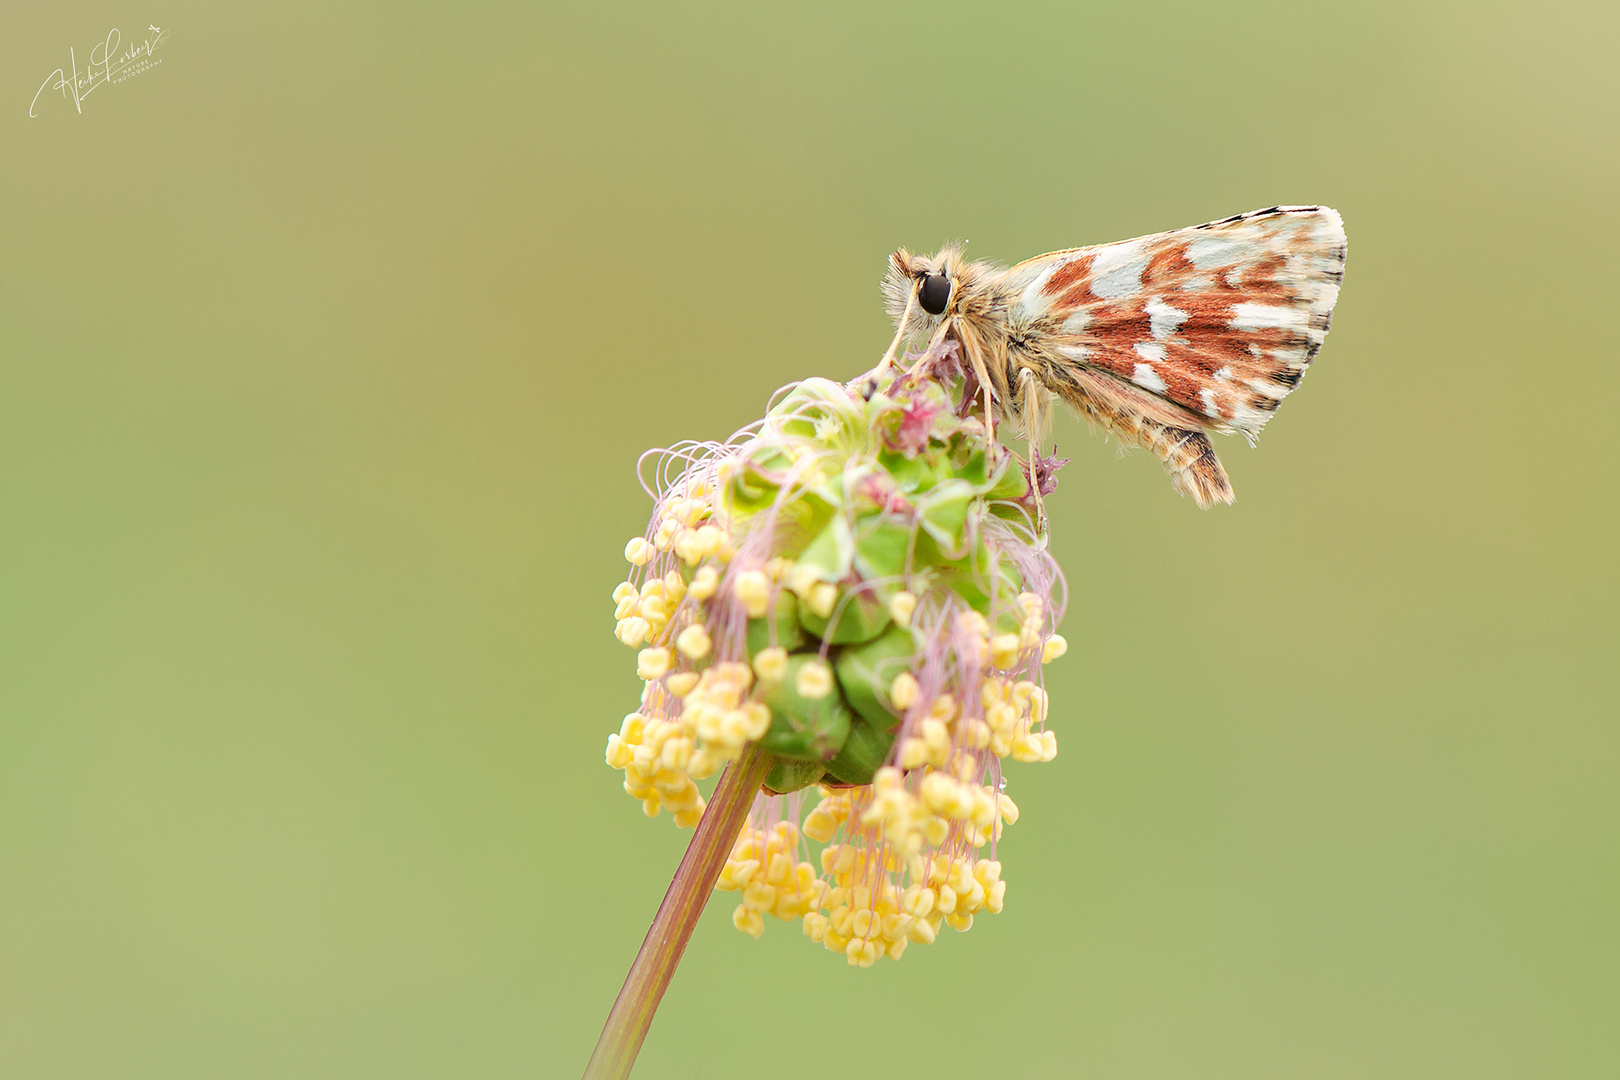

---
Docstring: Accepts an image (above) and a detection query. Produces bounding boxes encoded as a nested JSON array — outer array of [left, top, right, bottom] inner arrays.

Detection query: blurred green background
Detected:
[[3, 1, 1616, 1077]]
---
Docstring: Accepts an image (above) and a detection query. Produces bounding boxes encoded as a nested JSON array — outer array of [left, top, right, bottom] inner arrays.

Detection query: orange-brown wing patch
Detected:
[[1008, 206, 1346, 438]]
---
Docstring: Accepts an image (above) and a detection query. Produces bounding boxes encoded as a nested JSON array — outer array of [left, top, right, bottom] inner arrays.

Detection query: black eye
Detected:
[[917, 273, 951, 315]]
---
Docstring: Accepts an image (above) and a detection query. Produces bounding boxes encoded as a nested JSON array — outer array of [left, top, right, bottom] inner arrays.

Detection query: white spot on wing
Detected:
[[1199, 388, 1220, 417], [1060, 310, 1091, 333], [1017, 265, 1061, 313], [1145, 298, 1188, 340], [1057, 345, 1090, 362], [1231, 302, 1308, 331], [1131, 358, 1167, 394], [1186, 236, 1243, 269], [1089, 241, 1149, 300]]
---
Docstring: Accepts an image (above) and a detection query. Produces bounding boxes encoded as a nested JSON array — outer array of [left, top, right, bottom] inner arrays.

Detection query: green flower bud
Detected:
[[759, 654, 852, 762], [834, 623, 916, 728]]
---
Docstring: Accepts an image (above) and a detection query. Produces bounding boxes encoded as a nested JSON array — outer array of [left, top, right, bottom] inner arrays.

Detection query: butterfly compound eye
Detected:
[[917, 273, 951, 315]]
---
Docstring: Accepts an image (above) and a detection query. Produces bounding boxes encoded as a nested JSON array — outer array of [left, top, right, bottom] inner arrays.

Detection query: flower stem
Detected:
[[583, 743, 773, 1080]]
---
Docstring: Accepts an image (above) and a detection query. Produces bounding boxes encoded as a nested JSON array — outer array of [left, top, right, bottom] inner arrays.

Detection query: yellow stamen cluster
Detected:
[[604, 662, 774, 826], [607, 461, 773, 825], [716, 820, 824, 939], [612, 571, 688, 649], [793, 784, 1009, 966], [603, 708, 707, 828]]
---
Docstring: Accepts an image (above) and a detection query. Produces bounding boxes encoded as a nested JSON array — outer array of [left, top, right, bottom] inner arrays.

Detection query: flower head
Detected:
[[604, 344, 1068, 965]]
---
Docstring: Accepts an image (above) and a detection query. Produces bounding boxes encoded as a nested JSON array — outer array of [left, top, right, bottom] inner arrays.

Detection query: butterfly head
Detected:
[[882, 244, 970, 339]]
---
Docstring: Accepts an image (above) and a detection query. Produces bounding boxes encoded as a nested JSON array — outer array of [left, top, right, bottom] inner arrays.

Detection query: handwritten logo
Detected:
[[30, 26, 171, 117]]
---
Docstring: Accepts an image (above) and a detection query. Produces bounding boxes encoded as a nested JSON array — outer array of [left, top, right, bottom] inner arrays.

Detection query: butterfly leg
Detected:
[[947, 322, 996, 444], [1019, 368, 1048, 537]]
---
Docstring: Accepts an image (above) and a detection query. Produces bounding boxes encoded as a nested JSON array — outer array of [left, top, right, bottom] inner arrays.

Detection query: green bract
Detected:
[[721, 375, 1038, 793]]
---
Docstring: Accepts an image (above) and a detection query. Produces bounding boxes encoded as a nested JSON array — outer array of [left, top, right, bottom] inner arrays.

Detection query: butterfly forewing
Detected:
[[1004, 206, 1346, 440]]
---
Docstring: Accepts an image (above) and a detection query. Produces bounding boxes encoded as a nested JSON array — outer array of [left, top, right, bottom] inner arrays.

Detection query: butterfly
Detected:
[[874, 206, 1346, 520]]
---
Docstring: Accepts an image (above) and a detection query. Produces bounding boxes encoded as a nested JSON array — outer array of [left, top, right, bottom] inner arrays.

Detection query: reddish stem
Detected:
[[582, 744, 772, 1080]]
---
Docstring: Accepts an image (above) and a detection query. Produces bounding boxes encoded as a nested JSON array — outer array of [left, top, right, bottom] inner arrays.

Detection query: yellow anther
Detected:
[[664, 671, 699, 697], [752, 646, 788, 683], [604, 734, 632, 769], [945, 912, 973, 933], [662, 570, 687, 601], [660, 737, 693, 772], [719, 709, 749, 743], [807, 582, 838, 619], [624, 537, 656, 565], [727, 858, 759, 889], [796, 659, 833, 699], [675, 623, 712, 660], [903, 884, 936, 917], [691, 525, 722, 557], [1040, 730, 1058, 760], [1042, 633, 1068, 663], [928, 694, 957, 723], [615, 617, 651, 647], [672, 805, 703, 829], [637, 647, 671, 680], [998, 792, 1019, 825], [899, 737, 929, 769], [888, 590, 918, 629], [786, 563, 820, 597], [743, 880, 777, 912], [688, 564, 719, 601], [907, 915, 939, 945], [1017, 592, 1044, 619], [734, 570, 771, 617], [672, 529, 703, 565], [614, 595, 639, 620], [612, 582, 637, 603], [1010, 732, 1045, 762], [733, 905, 765, 939], [743, 702, 771, 740], [990, 632, 1022, 669], [889, 671, 919, 710], [970, 789, 997, 829], [803, 912, 829, 942]]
